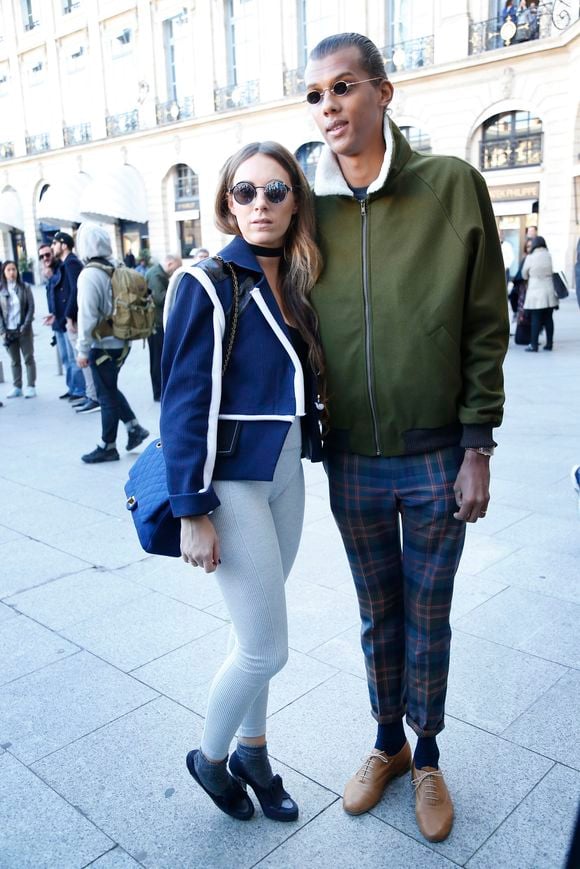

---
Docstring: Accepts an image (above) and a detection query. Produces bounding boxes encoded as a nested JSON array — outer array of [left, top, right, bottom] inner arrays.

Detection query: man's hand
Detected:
[[66, 317, 77, 336], [180, 515, 221, 573], [77, 355, 89, 369], [453, 450, 490, 523], [43, 314, 55, 326]]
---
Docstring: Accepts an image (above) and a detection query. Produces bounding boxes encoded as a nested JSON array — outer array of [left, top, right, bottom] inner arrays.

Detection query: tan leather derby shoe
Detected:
[[343, 742, 412, 815], [412, 764, 454, 842]]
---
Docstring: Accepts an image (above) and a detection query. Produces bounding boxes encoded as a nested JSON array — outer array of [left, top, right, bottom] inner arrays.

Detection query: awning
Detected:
[[80, 164, 148, 223], [0, 189, 25, 231], [37, 172, 91, 225]]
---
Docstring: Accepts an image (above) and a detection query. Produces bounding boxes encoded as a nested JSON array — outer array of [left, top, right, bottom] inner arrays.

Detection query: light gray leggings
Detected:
[[200, 418, 304, 760]]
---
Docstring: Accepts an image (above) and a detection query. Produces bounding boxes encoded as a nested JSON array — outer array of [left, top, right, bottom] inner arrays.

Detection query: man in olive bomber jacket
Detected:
[[305, 33, 509, 843]]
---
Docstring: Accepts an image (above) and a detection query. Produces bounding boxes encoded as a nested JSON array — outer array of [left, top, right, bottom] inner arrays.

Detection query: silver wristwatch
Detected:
[[466, 446, 495, 457]]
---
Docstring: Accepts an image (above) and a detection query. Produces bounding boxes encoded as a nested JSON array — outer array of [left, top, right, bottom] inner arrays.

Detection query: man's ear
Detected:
[[380, 80, 394, 110]]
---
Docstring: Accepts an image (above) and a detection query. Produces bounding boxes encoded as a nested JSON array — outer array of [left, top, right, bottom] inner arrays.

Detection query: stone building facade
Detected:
[[0, 0, 578, 284]]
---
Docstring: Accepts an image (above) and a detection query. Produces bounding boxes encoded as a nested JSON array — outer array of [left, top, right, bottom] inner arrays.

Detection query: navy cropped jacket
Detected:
[[160, 236, 323, 518]]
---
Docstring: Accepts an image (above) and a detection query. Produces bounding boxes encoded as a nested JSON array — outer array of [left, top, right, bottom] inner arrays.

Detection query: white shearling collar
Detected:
[[314, 114, 394, 197]]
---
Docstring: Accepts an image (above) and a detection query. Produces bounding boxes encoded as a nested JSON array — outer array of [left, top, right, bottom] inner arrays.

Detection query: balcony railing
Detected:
[[283, 67, 306, 98], [24, 19, 40, 31], [106, 109, 139, 137], [214, 80, 259, 113], [480, 133, 543, 171], [156, 96, 195, 126], [63, 1, 81, 13], [63, 122, 92, 146], [25, 132, 50, 155], [0, 141, 14, 161], [380, 35, 434, 75], [469, 2, 578, 54]]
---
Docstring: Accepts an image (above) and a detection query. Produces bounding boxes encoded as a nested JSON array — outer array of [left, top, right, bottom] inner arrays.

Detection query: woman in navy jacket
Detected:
[[160, 142, 324, 822]]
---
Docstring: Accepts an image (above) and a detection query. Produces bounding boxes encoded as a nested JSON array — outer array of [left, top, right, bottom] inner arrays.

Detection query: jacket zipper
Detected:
[[361, 198, 381, 455]]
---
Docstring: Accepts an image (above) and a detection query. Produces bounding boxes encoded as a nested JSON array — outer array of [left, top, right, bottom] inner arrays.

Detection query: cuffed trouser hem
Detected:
[[370, 707, 446, 739]]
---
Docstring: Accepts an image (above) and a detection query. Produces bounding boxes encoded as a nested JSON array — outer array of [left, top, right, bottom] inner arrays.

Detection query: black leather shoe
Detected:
[[186, 750, 254, 821], [126, 425, 150, 451], [229, 750, 299, 821]]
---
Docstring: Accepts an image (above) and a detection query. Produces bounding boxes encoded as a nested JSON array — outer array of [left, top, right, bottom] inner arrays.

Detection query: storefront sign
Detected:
[[489, 183, 539, 202]]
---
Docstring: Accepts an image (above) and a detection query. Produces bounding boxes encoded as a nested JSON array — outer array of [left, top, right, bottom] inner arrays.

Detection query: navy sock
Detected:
[[375, 720, 406, 756], [194, 750, 230, 795], [235, 742, 273, 788], [414, 736, 439, 770]]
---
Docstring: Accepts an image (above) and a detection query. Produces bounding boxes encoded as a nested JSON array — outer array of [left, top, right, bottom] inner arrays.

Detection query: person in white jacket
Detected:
[[522, 236, 558, 352], [75, 222, 149, 463]]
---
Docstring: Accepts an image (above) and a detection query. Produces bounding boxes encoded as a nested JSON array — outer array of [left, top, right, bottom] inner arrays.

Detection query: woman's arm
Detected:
[[160, 272, 226, 519]]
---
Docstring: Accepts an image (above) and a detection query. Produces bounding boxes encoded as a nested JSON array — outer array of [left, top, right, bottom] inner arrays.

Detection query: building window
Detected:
[[175, 164, 199, 203], [297, 0, 338, 66], [163, 11, 191, 101], [400, 125, 432, 154], [225, 0, 258, 86], [21, 0, 40, 30], [295, 142, 323, 186], [172, 164, 201, 258], [480, 111, 543, 171]]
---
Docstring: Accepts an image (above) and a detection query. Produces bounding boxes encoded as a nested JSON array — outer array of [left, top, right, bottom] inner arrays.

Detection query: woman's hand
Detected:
[[180, 515, 221, 573]]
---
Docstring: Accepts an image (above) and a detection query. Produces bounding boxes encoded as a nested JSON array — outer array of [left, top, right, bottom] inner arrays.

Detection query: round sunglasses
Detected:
[[305, 77, 383, 105], [229, 180, 296, 206]]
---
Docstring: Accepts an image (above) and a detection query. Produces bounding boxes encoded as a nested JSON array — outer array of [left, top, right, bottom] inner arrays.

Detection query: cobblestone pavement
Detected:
[[1, 288, 578, 868]]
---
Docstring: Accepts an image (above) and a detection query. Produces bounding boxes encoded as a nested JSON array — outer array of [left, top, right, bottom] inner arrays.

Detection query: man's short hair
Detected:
[[53, 230, 75, 249]]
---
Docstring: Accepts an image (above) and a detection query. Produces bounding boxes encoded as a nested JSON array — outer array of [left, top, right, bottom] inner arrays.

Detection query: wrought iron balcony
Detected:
[[469, 2, 578, 54], [283, 67, 306, 98], [155, 97, 195, 126], [106, 109, 139, 137], [63, 1, 81, 13], [380, 35, 434, 75], [24, 18, 40, 31], [0, 141, 14, 161], [214, 80, 259, 113], [25, 132, 50, 155], [480, 133, 543, 171], [63, 122, 92, 147]]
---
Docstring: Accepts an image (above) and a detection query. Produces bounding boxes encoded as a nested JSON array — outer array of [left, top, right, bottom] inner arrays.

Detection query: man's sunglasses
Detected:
[[305, 77, 383, 105], [39, 252, 52, 259], [229, 180, 296, 206]]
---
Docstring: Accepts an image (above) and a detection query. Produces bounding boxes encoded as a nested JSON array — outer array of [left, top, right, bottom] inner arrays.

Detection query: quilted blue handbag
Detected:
[[124, 439, 181, 557], [124, 257, 241, 558]]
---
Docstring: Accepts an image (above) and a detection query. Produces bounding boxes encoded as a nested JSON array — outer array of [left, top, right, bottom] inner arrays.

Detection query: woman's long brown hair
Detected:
[[215, 141, 326, 408]]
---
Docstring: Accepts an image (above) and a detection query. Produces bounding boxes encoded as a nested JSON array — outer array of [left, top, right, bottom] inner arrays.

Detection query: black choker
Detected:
[[249, 243, 284, 257]]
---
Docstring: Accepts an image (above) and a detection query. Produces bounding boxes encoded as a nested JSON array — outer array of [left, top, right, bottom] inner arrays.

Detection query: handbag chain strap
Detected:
[[214, 256, 240, 376]]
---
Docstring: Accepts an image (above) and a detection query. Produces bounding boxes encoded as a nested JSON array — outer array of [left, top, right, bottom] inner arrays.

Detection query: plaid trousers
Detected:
[[327, 445, 466, 737]]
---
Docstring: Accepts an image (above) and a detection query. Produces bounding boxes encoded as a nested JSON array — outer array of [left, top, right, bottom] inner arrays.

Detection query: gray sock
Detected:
[[194, 750, 231, 796], [235, 742, 273, 788]]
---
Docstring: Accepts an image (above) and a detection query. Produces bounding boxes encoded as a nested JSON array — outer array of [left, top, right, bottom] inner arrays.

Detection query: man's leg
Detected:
[[326, 450, 411, 815], [147, 326, 164, 401], [86, 350, 121, 451], [398, 445, 465, 842]]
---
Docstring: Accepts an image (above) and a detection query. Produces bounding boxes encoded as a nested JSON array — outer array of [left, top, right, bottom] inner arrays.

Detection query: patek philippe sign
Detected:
[[489, 183, 540, 202]]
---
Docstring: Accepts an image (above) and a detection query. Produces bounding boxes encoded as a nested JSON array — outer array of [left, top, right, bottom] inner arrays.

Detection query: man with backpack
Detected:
[[75, 223, 149, 464]]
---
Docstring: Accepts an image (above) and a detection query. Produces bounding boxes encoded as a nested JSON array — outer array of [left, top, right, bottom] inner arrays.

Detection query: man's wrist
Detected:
[[465, 446, 494, 457]]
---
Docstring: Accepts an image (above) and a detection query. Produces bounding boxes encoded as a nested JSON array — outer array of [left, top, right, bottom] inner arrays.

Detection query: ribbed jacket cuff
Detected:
[[461, 423, 496, 449], [169, 489, 220, 517]]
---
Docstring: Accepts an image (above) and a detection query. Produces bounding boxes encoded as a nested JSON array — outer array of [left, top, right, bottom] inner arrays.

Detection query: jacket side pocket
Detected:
[[216, 419, 241, 456]]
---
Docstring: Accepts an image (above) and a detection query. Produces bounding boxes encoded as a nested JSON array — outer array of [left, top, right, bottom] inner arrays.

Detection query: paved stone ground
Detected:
[[0, 288, 578, 869]]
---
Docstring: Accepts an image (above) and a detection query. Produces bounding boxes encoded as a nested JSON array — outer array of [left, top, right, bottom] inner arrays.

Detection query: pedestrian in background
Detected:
[[51, 230, 98, 410], [145, 254, 181, 401], [190, 247, 210, 263], [162, 141, 324, 823], [40, 242, 87, 403], [522, 235, 558, 351], [0, 259, 37, 398], [75, 223, 149, 464]]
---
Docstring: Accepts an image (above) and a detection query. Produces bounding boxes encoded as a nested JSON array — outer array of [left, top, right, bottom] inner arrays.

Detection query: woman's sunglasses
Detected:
[[305, 77, 382, 105], [229, 180, 296, 206]]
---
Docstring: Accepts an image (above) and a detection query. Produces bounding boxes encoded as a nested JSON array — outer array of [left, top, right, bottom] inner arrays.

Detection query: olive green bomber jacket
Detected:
[[312, 119, 509, 457]]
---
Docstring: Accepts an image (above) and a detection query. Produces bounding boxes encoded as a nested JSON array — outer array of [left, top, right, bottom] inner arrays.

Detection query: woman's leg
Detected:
[[543, 308, 554, 349], [19, 331, 36, 387], [528, 310, 541, 350], [6, 340, 22, 388], [200, 479, 290, 762]]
